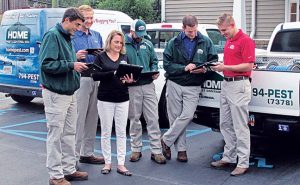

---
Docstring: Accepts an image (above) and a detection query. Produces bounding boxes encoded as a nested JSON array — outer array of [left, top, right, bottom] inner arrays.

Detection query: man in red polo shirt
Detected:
[[210, 13, 255, 176]]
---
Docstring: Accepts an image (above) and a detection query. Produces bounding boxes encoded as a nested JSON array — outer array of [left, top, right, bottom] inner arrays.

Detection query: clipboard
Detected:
[[85, 48, 103, 55], [140, 71, 160, 78], [115, 63, 143, 81], [191, 59, 218, 71]]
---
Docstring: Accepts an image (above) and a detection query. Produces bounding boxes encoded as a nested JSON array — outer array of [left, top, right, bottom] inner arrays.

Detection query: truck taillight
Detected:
[[161, 24, 172, 28]]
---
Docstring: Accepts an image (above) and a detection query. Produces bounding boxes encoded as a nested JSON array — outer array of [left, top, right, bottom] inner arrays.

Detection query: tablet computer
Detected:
[[115, 63, 143, 81], [191, 59, 218, 71], [85, 48, 103, 55], [86, 63, 102, 73], [140, 71, 160, 78]]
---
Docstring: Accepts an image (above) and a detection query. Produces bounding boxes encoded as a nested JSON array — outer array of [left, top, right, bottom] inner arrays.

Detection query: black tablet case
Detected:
[[115, 63, 143, 80]]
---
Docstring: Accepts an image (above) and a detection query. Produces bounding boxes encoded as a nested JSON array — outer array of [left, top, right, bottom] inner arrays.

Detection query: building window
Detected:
[[289, 0, 300, 21]]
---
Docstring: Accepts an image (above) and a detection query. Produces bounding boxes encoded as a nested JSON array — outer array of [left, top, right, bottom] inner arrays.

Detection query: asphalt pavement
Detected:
[[1, 93, 300, 185]]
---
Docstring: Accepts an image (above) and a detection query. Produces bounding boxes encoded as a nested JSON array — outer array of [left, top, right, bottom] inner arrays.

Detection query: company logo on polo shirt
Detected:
[[138, 26, 145, 31], [229, 45, 234, 49], [6, 22, 30, 44], [197, 49, 203, 54]]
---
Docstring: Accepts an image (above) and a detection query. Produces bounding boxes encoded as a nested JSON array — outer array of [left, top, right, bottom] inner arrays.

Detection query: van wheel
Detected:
[[11, 94, 34, 103], [158, 83, 169, 128]]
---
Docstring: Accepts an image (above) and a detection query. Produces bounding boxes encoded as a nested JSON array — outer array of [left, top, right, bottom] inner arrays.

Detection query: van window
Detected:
[[271, 30, 300, 52], [121, 25, 131, 35], [147, 30, 180, 49], [206, 29, 226, 54]]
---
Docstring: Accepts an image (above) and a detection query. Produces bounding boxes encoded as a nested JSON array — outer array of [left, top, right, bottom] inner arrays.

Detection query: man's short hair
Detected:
[[216, 13, 235, 26], [62, 8, 84, 23], [182, 15, 198, 28], [78, 4, 94, 13]]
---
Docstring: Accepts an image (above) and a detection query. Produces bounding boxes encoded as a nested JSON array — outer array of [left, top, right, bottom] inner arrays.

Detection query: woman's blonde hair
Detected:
[[104, 30, 126, 54]]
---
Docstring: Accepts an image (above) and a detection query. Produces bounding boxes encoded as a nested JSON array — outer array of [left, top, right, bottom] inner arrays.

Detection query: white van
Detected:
[[91, 9, 132, 43], [0, 8, 132, 103]]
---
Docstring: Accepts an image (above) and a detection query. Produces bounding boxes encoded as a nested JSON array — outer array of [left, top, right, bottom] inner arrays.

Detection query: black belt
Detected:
[[80, 73, 92, 77], [224, 76, 249, 82]]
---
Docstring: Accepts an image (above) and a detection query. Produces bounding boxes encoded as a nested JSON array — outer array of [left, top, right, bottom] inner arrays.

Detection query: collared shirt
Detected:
[[126, 34, 140, 50], [181, 32, 197, 61], [72, 29, 103, 63], [223, 29, 255, 77]]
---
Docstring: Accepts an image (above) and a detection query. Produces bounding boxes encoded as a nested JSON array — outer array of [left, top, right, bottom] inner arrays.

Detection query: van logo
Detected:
[[6, 22, 30, 44]]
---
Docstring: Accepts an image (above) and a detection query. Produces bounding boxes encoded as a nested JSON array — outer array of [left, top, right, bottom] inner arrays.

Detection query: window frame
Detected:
[[286, 0, 300, 22]]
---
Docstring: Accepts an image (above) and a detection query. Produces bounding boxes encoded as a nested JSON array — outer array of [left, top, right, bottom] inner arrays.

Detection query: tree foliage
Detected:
[[96, 0, 161, 23]]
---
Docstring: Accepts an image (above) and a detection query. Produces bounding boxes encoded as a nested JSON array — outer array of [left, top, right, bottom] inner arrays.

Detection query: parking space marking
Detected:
[[0, 119, 212, 157], [0, 129, 47, 142], [0, 97, 10, 101], [0, 119, 46, 129], [213, 152, 274, 169], [0, 108, 18, 115]]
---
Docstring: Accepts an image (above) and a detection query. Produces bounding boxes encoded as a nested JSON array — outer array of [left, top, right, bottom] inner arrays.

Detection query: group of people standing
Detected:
[[39, 5, 255, 185]]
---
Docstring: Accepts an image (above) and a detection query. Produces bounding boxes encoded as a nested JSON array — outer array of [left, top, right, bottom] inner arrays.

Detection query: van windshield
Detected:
[[147, 30, 180, 49], [121, 25, 131, 35], [147, 29, 225, 54]]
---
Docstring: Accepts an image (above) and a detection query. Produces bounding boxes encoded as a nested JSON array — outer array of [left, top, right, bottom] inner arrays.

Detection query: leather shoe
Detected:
[[231, 167, 248, 176], [64, 171, 88, 181], [161, 138, 171, 160], [79, 155, 104, 164], [49, 178, 70, 185], [151, 153, 166, 164], [129, 152, 142, 162], [177, 151, 188, 162], [211, 160, 232, 168]]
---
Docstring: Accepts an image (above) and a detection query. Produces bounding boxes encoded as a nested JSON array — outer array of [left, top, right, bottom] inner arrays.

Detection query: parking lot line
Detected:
[[0, 118, 212, 158]]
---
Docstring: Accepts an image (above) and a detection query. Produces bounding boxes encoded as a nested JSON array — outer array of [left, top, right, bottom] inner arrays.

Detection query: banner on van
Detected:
[[6, 22, 31, 44]]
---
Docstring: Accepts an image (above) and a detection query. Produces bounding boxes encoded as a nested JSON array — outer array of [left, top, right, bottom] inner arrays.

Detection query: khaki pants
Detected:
[[128, 83, 162, 154], [220, 79, 251, 168], [163, 80, 201, 151], [75, 77, 99, 160], [43, 89, 77, 179]]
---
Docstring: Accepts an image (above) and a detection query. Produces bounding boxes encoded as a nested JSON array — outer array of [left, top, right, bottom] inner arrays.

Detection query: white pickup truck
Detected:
[[150, 22, 300, 137]]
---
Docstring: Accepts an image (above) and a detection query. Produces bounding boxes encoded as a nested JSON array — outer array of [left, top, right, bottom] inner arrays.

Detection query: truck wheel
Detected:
[[11, 94, 34, 103], [158, 83, 169, 128]]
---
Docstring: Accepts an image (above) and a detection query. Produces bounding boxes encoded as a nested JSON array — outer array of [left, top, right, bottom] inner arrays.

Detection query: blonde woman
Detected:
[[92, 30, 134, 176]]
